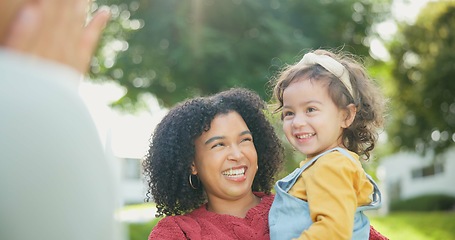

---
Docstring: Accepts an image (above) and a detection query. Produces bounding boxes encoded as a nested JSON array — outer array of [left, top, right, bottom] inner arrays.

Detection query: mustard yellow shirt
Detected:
[[288, 150, 373, 240]]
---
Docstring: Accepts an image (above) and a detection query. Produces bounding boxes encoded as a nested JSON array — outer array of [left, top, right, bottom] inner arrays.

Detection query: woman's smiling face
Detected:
[[192, 111, 258, 202]]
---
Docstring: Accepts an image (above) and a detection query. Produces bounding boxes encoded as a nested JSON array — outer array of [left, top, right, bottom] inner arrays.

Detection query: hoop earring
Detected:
[[189, 174, 200, 190]]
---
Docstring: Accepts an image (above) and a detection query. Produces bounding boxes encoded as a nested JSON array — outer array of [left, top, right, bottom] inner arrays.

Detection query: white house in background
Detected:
[[377, 147, 455, 213], [118, 156, 147, 205]]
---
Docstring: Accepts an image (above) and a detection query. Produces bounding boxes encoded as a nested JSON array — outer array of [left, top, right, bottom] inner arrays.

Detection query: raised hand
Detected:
[[3, 0, 110, 74]]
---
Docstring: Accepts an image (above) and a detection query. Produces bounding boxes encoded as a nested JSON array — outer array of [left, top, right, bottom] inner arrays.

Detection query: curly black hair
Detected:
[[143, 88, 284, 217]]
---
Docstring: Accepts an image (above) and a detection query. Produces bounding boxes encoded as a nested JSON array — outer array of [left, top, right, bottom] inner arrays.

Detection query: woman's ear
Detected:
[[191, 161, 198, 175], [342, 104, 357, 128]]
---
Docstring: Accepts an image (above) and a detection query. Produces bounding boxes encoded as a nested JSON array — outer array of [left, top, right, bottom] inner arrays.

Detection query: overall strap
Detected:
[[302, 147, 346, 170], [278, 148, 341, 191], [336, 148, 382, 210]]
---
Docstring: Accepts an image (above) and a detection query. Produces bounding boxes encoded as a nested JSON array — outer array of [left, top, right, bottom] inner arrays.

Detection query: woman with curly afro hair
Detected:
[[143, 88, 284, 239]]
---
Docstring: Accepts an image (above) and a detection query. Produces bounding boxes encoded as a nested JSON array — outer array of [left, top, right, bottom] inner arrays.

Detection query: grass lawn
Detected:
[[370, 212, 455, 240], [127, 210, 455, 240]]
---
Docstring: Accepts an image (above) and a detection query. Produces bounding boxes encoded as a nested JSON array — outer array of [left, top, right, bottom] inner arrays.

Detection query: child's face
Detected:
[[192, 111, 258, 203], [281, 79, 349, 159]]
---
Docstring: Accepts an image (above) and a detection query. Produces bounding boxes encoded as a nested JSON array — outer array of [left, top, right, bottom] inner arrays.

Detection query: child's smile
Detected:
[[282, 79, 346, 159]]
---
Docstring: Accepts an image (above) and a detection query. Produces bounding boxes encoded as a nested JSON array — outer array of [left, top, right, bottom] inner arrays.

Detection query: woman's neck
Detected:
[[206, 192, 261, 218]]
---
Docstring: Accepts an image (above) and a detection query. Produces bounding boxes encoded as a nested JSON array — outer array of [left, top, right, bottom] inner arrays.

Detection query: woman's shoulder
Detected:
[[149, 215, 185, 239], [149, 210, 205, 239]]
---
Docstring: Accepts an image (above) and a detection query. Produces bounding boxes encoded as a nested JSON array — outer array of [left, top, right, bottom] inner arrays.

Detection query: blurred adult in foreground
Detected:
[[143, 88, 285, 239], [0, 0, 122, 239]]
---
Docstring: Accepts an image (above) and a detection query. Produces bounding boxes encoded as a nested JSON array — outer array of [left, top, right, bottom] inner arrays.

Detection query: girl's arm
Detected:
[[294, 153, 367, 239]]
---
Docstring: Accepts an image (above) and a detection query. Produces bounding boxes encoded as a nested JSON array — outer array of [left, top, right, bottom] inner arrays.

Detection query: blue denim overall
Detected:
[[269, 147, 382, 240]]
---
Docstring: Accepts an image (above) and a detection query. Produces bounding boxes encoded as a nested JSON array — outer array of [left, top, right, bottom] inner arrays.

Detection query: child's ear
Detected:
[[342, 104, 357, 128], [191, 161, 198, 175]]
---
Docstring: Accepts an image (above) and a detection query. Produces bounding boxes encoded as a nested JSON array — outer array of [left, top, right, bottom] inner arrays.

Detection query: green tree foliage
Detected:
[[93, 0, 390, 108], [385, 1, 455, 155]]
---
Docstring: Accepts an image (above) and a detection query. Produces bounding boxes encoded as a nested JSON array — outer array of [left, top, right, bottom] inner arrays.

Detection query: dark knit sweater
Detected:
[[149, 192, 273, 240]]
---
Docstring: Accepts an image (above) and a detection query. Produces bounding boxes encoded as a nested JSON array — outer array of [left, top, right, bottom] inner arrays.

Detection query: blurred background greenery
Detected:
[[91, 0, 455, 156], [86, 0, 455, 239]]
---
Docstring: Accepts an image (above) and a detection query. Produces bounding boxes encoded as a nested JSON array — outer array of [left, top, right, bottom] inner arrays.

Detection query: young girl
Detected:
[[269, 49, 387, 240]]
